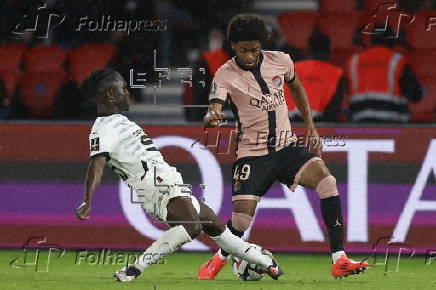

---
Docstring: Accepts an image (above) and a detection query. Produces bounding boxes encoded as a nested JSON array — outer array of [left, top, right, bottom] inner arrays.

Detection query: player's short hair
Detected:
[[227, 13, 267, 44], [81, 68, 119, 99]]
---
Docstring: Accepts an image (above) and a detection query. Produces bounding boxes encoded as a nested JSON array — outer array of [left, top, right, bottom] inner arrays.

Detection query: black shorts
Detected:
[[231, 145, 321, 202]]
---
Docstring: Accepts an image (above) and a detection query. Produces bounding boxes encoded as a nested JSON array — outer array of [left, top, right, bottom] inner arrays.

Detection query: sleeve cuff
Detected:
[[285, 72, 296, 83], [209, 98, 226, 105], [90, 152, 110, 161]]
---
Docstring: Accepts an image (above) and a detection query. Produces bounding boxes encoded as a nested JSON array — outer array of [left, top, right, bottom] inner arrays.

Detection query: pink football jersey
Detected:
[[209, 50, 297, 159]]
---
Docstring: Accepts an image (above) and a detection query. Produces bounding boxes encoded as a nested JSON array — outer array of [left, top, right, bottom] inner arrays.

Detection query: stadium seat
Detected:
[[408, 49, 436, 77], [24, 45, 68, 74], [277, 11, 319, 51], [19, 72, 67, 118], [363, 0, 387, 11], [0, 43, 27, 72], [363, 0, 411, 12], [410, 74, 436, 122], [330, 48, 357, 67], [69, 43, 117, 85], [318, 12, 366, 50], [320, 0, 358, 13], [405, 10, 436, 49], [0, 71, 22, 98]]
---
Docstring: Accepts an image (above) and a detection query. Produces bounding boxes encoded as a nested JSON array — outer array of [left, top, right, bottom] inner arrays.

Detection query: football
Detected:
[[231, 256, 266, 281]]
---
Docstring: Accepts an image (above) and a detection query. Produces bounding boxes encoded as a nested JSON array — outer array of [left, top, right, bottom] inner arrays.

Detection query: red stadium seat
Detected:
[[0, 71, 22, 98], [320, 0, 358, 13], [408, 49, 436, 77], [410, 74, 436, 122], [363, 0, 388, 11], [330, 48, 357, 67], [19, 72, 67, 118], [69, 43, 117, 85], [318, 12, 366, 49], [277, 11, 319, 51], [0, 43, 28, 72], [406, 10, 436, 49], [24, 45, 68, 74]]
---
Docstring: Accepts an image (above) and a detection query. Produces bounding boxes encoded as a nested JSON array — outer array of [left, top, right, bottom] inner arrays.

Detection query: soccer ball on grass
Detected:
[[231, 256, 266, 281]]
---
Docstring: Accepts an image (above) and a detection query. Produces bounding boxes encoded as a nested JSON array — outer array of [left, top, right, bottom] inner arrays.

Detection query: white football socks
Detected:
[[218, 249, 229, 260], [332, 251, 346, 263], [134, 225, 192, 272], [212, 227, 273, 270]]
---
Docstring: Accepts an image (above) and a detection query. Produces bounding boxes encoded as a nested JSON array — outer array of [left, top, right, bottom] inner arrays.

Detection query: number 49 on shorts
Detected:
[[233, 164, 251, 180]]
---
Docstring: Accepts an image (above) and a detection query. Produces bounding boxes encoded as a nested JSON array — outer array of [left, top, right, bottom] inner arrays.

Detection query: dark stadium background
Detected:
[[0, 0, 435, 257]]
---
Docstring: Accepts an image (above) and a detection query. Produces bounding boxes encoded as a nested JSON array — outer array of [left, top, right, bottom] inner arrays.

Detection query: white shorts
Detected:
[[132, 170, 200, 221]]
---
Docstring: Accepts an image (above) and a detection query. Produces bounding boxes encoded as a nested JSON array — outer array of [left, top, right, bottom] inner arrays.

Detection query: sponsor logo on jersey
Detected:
[[90, 138, 100, 151], [272, 75, 282, 87], [249, 89, 285, 111]]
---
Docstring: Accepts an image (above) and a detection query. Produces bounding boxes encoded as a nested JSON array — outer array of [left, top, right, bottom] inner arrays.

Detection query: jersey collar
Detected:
[[234, 51, 264, 72], [97, 112, 126, 117]]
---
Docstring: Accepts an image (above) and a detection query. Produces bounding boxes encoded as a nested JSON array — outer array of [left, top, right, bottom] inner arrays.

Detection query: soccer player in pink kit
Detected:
[[198, 13, 368, 279]]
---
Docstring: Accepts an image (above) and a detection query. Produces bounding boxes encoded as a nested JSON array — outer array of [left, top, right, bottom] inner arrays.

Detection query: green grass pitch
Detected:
[[2, 250, 436, 290]]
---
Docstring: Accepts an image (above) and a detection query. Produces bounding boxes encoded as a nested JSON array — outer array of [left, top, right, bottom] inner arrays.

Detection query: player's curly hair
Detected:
[[227, 13, 267, 44], [81, 68, 118, 99]]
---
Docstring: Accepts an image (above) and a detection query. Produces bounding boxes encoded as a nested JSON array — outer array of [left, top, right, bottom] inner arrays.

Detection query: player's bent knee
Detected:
[[231, 212, 253, 231], [316, 175, 339, 199], [183, 222, 203, 239], [191, 222, 203, 238]]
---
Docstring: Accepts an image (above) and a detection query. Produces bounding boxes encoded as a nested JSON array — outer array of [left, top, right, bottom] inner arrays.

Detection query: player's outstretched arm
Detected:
[[75, 155, 107, 220], [286, 72, 323, 156], [203, 103, 224, 128]]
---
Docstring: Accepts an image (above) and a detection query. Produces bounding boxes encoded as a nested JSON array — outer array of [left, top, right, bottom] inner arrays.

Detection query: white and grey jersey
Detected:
[[89, 113, 175, 187]]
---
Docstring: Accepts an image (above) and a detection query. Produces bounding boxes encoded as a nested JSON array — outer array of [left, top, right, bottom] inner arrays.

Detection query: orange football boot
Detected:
[[198, 252, 228, 280], [332, 254, 369, 278]]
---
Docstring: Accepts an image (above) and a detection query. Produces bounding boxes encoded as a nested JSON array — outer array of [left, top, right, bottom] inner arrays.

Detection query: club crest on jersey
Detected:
[[272, 76, 282, 87], [90, 138, 100, 151]]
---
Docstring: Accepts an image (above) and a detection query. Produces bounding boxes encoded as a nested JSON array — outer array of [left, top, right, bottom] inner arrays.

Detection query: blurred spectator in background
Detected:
[[286, 29, 344, 122], [263, 20, 303, 61], [344, 25, 422, 122], [0, 79, 10, 119], [184, 28, 234, 121], [0, 34, 30, 119]]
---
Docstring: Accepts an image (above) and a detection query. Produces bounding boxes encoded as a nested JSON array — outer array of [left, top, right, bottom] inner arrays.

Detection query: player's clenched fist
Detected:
[[75, 202, 91, 220], [204, 109, 224, 128]]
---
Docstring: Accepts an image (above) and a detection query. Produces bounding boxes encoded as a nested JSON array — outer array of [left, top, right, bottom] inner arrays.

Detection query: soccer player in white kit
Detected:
[[74, 68, 284, 282]]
